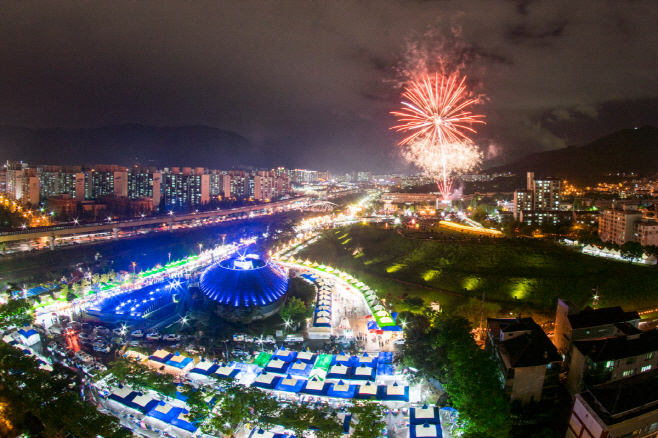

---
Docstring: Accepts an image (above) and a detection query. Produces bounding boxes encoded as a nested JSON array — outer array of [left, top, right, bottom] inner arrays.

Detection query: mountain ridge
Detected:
[[485, 125, 658, 184]]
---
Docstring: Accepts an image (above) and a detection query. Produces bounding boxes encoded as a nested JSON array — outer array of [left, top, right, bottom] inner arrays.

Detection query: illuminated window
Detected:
[[642, 365, 652, 373]]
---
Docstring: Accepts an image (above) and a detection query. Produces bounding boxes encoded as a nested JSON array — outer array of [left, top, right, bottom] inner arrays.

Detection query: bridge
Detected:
[[0, 196, 309, 246]]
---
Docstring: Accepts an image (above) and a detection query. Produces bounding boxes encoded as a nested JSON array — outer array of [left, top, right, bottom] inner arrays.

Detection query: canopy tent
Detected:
[[274, 347, 298, 363], [326, 364, 353, 380], [355, 381, 379, 400], [409, 422, 442, 438], [352, 364, 376, 381], [358, 352, 376, 365], [214, 364, 241, 380], [378, 382, 409, 401], [339, 317, 351, 330], [169, 410, 198, 437], [251, 372, 281, 390], [332, 352, 357, 367], [295, 351, 318, 365], [132, 393, 160, 415], [317, 305, 330, 311], [274, 375, 305, 393], [288, 360, 314, 378], [372, 305, 385, 311], [364, 290, 376, 296], [375, 310, 389, 317], [361, 286, 370, 291], [410, 405, 440, 425], [315, 317, 331, 327], [378, 317, 395, 325], [301, 377, 329, 396], [264, 358, 291, 375], [188, 361, 220, 380], [144, 402, 183, 431], [317, 311, 331, 318], [317, 300, 331, 306], [326, 381, 357, 399]]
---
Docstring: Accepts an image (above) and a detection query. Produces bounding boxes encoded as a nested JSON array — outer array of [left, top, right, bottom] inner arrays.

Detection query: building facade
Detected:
[[599, 207, 644, 245]]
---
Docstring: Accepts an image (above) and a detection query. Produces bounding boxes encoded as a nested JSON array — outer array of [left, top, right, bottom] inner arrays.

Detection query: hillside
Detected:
[[486, 125, 658, 184], [0, 124, 260, 169]]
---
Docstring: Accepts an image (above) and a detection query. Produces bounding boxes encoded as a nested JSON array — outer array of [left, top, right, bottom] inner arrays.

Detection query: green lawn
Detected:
[[295, 224, 658, 312]]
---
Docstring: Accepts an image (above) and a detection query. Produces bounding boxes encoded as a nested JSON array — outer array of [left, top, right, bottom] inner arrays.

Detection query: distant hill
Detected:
[[0, 124, 262, 169], [486, 126, 658, 184]]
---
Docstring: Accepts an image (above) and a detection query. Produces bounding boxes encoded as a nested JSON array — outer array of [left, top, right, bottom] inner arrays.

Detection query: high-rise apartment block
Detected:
[[513, 172, 563, 223]]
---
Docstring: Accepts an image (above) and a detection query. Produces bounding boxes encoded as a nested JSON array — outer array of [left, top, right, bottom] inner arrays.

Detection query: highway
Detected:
[[0, 196, 308, 245]]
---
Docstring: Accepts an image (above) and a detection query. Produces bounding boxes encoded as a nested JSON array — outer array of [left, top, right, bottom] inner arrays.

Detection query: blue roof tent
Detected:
[[288, 360, 314, 378], [146, 402, 183, 425], [251, 372, 281, 390], [274, 347, 298, 363], [326, 381, 357, 399], [354, 381, 380, 400], [301, 377, 329, 396], [410, 405, 440, 425], [331, 352, 358, 367], [352, 364, 376, 381], [188, 361, 219, 377], [378, 382, 410, 402], [170, 409, 198, 433], [165, 352, 194, 370], [214, 364, 241, 380], [264, 358, 291, 375], [357, 353, 378, 369], [274, 375, 305, 393], [326, 363, 354, 380], [295, 350, 318, 365], [409, 422, 442, 438], [199, 257, 288, 307]]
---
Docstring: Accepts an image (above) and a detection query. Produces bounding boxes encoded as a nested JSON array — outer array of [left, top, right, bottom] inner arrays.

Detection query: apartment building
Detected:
[[599, 206, 644, 245], [487, 317, 562, 405], [566, 370, 658, 438], [566, 329, 658, 395], [554, 299, 640, 358], [513, 189, 533, 220]]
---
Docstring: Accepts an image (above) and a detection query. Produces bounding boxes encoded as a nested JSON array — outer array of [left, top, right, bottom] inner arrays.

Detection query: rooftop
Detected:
[[572, 329, 658, 363], [568, 306, 640, 330], [581, 369, 658, 422], [488, 317, 562, 367]]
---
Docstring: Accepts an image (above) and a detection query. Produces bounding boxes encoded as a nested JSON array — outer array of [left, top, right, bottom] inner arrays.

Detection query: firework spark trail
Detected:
[[391, 73, 485, 200]]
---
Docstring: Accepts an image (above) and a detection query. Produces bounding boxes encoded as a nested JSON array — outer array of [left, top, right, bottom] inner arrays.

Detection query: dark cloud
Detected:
[[0, 1, 657, 172]]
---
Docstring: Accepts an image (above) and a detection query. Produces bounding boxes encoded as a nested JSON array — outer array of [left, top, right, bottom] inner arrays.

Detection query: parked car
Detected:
[[232, 347, 247, 357], [130, 340, 140, 347], [146, 333, 162, 341], [232, 334, 244, 342], [243, 335, 254, 343], [264, 335, 276, 344], [393, 338, 406, 345], [93, 342, 111, 353], [163, 334, 180, 342], [94, 327, 110, 335], [131, 330, 144, 338], [75, 351, 94, 362], [284, 334, 304, 343]]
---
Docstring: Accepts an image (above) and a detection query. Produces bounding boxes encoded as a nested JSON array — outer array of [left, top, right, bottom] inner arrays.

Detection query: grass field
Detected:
[[294, 224, 658, 313]]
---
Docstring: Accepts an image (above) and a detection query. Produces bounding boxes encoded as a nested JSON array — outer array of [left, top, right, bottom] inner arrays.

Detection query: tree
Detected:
[[455, 297, 501, 327], [349, 402, 385, 438], [0, 298, 33, 330], [620, 241, 644, 263], [279, 297, 308, 324]]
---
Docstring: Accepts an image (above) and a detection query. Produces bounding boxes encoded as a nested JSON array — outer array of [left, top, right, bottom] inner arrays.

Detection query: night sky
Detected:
[[2, 1, 658, 173]]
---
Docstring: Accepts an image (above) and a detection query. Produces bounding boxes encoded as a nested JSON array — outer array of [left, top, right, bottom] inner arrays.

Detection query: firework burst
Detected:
[[391, 73, 485, 200]]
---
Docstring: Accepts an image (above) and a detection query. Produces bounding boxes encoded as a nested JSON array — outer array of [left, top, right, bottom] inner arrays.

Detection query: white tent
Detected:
[[372, 305, 385, 311], [375, 310, 388, 317], [317, 311, 331, 317], [316, 317, 330, 324], [379, 317, 394, 324]]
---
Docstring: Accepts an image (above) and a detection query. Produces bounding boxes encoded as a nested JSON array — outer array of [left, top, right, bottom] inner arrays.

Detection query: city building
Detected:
[[573, 210, 600, 227], [0, 169, 6, 194], [6, 161, 24, 201], [513, 189, 533, 220], [128, 168, 162, 207], [98, 195, 154, 216], [379, 193, 440, 204], [487, 317, 562, 405], [47, 194, 78, 218], [161, 168, 209, 211], [565, 369, 658, 438], [566, 329, 658, 395], [599, 206, 644, 245], [20, 168, 40, 205], [635, 210, 658, 246], [518, 210, 573, 226], [554, 299, 641, 358], [531, 176, 561, 210]]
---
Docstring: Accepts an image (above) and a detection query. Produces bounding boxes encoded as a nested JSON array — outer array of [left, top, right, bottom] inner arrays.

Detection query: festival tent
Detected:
[[378, 382, 409, 402], [251, 372, 281, 390], [106, 386, 139, 413], [253, 352, 273, 368], [17, 326, 40, 346], [147, 349, 173, 371], [372, 305, 385, 311], [355, 381, 379, 400], [214, 364, 241, 380], [358, 352, 376, 365], [332, 352, 358, 367], [317, 305, 330, 311], [295, 350, 318, 365], [144, 401, 183, 431], [317, 311, 331, 318], [288, 360, 314, 378], [315, 317, 331, 327], [169, 410, 198, 438], [409, 422, 442, 438], [326, 363, 353, 380], [410, 405, 440, 425], [353, 364, 376, 381], [326, 380, 357, 399], [361, 286, 370, 291], [365, 290, 376, 296], [264, 358, 291, 375], [274, 375, 305, 393], [187, 361, 219, 381], [274, 347, 298, 363], [318, 300, 331, 306], [164, 352, 195, 374], [132, 393, 160, 415], [375, 310, 389, 317], [378, 317, 395, 325], [2, 334, 18, 345], [301, 377, 329, 396]]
